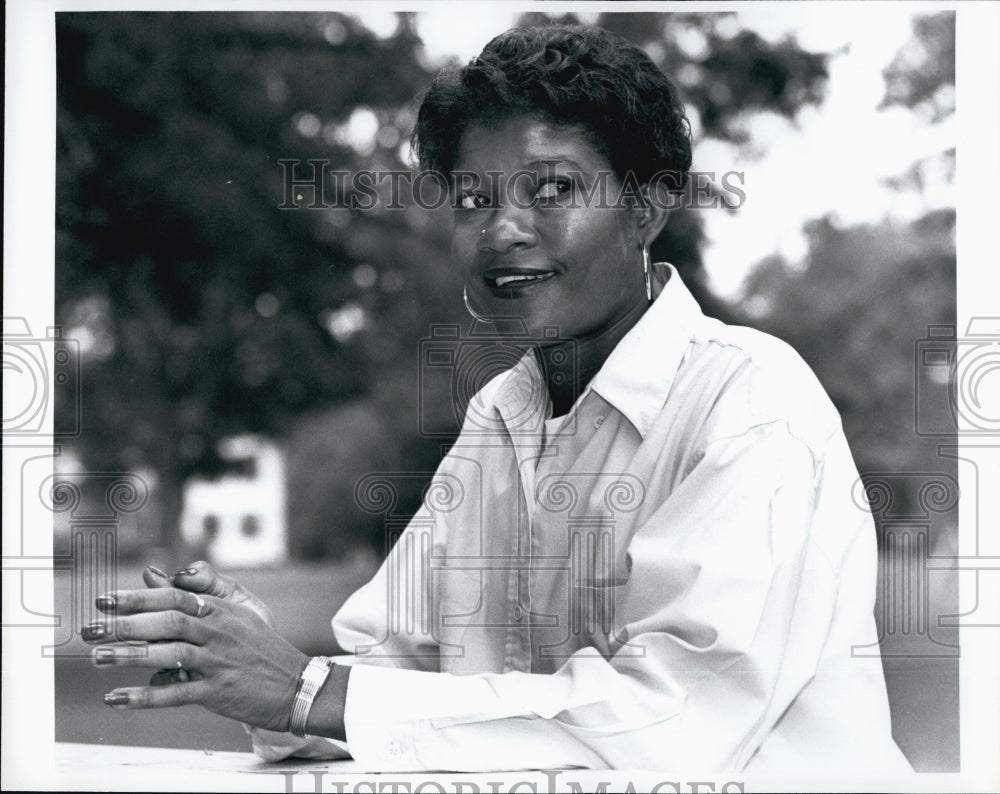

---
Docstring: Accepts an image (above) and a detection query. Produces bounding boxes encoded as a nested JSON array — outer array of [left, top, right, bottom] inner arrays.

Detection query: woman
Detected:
[[87, 24, 911, 775]]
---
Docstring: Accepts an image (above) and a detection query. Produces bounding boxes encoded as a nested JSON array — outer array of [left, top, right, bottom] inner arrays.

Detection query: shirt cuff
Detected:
[[244, 724, 351, 762], [345, 665, 465, 768], [342, 664, 543, 769]]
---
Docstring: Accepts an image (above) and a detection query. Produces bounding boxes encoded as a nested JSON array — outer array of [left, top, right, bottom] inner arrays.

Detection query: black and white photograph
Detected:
[[3, 1, 998, 791]]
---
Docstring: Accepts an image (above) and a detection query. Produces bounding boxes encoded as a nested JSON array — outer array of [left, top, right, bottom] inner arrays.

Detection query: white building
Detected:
[[180, 435, 287, 567]]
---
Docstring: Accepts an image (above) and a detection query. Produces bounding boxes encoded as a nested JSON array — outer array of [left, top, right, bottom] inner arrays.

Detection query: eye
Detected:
[[535, 178, 572, 202], [458, 192, 492, 210]]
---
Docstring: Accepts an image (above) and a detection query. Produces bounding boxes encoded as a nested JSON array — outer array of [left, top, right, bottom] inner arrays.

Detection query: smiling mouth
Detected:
[[484, 271, 557, 295], [492, 273, 555, 287]]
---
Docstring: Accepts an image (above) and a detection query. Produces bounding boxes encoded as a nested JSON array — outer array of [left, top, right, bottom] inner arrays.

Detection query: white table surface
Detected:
[[48, 743, 693, 793], [40, 742, 934, 792]]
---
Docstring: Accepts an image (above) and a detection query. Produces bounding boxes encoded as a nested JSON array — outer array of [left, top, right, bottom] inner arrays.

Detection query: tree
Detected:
[[879, 12, 955, 123], [739, 210, 955, 486]]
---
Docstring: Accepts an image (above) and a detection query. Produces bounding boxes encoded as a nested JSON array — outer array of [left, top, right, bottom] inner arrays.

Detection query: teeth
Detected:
[[493, 273, 552, 287]]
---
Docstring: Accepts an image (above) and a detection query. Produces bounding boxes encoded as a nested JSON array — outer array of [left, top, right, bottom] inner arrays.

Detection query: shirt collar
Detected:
[[492, 350, 549, 436], [487, 264, 704, 440], [588, 263, 704, 438]]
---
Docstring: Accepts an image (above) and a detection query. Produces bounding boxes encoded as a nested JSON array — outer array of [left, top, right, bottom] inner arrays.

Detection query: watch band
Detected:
[[288, 656, 334, 737]]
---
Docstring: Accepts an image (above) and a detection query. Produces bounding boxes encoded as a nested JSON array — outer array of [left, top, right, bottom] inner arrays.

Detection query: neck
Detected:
[[536, 296, 649, 418]]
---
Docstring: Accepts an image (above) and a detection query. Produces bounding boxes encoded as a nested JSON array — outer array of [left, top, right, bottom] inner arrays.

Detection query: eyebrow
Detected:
[[451, 158, 591, 177], [525, 158, 587, 171]]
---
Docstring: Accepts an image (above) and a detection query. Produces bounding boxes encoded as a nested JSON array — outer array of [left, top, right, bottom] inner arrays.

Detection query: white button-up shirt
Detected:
[[251, 267, 911, 775]]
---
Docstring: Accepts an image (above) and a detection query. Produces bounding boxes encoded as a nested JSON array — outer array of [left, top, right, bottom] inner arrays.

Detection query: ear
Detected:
[[635, 182, 673, 248]]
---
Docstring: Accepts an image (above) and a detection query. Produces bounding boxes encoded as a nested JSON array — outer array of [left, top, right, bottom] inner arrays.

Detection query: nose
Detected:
[[478, 205, 538, 254]]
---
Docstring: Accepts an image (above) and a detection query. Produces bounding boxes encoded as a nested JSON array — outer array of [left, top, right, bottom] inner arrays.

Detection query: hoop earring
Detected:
[[463, 286, 493, 324], [642, 245, 652, 302]]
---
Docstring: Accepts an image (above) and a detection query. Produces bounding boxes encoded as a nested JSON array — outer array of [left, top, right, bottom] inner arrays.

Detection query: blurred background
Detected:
[[52, 7, 957, 771]]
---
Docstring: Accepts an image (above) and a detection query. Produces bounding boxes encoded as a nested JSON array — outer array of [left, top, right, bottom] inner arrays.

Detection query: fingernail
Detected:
[[174, 568, 197, 578], [93, 647, 116, 666], [104, 692, 129, 707], [146, 565, 169, 578], [96, 595, 116, 612], [82, 622, 107, 641]]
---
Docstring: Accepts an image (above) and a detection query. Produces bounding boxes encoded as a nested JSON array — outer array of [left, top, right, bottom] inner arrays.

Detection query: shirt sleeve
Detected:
[[332, 421, 874, 772]]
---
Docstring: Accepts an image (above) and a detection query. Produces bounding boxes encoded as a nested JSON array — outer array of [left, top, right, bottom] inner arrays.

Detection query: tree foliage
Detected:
[[879, 12, 955, 122], [56, 12, 448, 549], [739, 211, 955, 490]]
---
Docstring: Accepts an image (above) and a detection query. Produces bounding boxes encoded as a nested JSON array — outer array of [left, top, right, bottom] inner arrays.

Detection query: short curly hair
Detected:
[[412, 24, 693, 190]]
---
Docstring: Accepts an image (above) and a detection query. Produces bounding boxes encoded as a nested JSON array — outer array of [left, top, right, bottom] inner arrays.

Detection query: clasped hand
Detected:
[[84, 562, 310, 733]]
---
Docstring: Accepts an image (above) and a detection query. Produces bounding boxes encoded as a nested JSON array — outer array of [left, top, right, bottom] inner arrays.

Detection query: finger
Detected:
[[173, 561, 274, 627], [104, 681, 210, 710], [171, 561, 229, 597], [81, 611, 209, 645], [142, 565, 173, 589], [91, 641, 199, 670], [95, 587, 216, 619]]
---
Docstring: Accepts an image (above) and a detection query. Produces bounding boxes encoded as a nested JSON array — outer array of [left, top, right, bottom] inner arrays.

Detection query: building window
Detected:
[[203, 514, 219, 539], [241, 514, 260, 537]]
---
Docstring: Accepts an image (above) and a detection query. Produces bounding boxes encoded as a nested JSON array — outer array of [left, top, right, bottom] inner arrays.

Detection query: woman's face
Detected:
[[450, 115, 647, 343]]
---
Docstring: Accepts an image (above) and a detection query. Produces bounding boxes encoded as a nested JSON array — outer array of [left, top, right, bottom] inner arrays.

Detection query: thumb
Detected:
[[142, 565, 174, 589], [172, 560, 275, 628], [171, 560, 236, 599]]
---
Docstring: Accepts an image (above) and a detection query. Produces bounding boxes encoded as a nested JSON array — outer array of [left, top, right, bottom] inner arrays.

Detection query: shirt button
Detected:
[[513, 605, 523, 621], [594, 415, 605, 428], [385, 740, 402, 758]]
